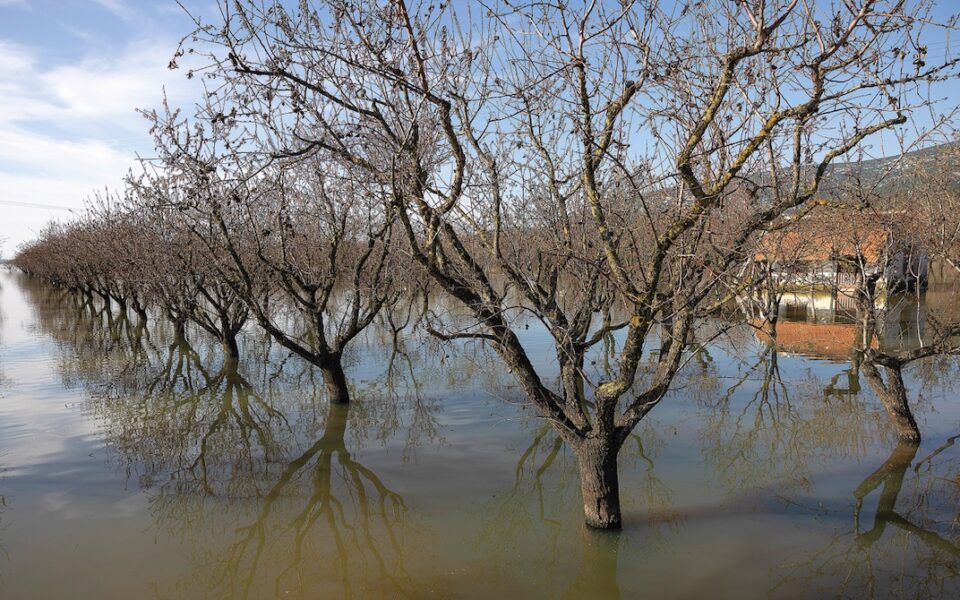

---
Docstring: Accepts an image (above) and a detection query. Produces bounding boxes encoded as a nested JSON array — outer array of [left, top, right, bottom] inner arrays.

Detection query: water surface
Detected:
[[1, 268, 959, 598]]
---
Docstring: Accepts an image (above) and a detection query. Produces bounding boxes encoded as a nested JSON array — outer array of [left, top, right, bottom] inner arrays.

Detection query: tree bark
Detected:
[[575, 437, 622, 529], [173, 318, 188, 343], [320, 358, 350, 405], [862, 363, 921, 444], [221, 332, 240, 361]]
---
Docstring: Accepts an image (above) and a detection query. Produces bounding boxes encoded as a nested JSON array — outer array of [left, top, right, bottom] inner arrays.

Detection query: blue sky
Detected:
[[1, 1, 959, 257], [0, 0, 211, 255]]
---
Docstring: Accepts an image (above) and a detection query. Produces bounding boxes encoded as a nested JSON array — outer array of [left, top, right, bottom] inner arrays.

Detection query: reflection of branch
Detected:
[[701, 343, 814, 492], [855, 441, 960, 558], [914, 432, 960, 473], [776, 438, 960, 597], [221, 403, 410, 599], [854, 442, 919, 543], [510, 425, 565, 525], [144, 335, 210, 396], [183, 363, 288, 494], [377, 330, 444, 460], [880, 512, 960, 559]]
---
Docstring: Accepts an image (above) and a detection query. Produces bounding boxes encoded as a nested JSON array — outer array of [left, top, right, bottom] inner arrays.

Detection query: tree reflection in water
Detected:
[[697, 339, 891, 496], [217, 401, 410, 599], [23, 279, 443, 598], [14, 269, 960, 597], [476, 417, 675, 599], [155, 358, 440, 598], [776, 436, 960, 598], [688, 329, 960, 598]]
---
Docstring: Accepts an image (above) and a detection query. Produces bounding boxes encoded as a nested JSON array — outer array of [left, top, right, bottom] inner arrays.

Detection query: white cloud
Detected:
[[0, 39, 197, 135], [0, 37, 203, 255], [0, 127, 132, 177], [0, 131, 133, 252], [0, 39, 34, 73], [91, 0, 135, 21]]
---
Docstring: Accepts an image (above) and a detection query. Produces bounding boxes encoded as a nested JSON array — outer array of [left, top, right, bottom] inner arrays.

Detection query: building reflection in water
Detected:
[[752, 282, 960, 597], [9, 269, 960, 598]]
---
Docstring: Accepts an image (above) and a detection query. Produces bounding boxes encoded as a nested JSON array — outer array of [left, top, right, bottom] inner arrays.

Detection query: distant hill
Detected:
[[818, 140, 960, 197]]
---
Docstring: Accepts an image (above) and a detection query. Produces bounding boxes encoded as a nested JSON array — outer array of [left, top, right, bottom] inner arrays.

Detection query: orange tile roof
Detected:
[[754, 210, 889, 264], [753, 319, 876, 360]]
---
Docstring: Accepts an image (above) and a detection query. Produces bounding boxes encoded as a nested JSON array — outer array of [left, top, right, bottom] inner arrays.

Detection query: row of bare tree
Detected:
[[13, 0, 960, 529]]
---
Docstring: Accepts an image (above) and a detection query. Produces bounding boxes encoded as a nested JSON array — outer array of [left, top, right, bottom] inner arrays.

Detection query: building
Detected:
[[754, 208, 928, 293]]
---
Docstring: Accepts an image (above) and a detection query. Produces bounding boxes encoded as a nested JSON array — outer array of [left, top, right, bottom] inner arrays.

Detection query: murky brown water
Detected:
[[1, 268, 959, 599]]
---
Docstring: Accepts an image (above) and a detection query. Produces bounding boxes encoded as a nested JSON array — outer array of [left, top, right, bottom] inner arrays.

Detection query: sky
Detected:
[[1, 1, 959, 258], [0, 0, 212, 256]]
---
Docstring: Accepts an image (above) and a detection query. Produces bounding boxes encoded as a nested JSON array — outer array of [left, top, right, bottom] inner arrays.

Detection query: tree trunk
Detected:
[[764, 315, 778, 339], [131, 298, 148, 324], [80, 289, 94, 309], [560, 360, 588, 429], [562, 529, 621, 599], [221, 332, 240, 361], [878, 367, 921, 444], [764, 283, 779, 339], [863, 363, 921, 444], [320, 358, 350, 405], [575, 437, 622, 529], [173, 319, 188, 342]]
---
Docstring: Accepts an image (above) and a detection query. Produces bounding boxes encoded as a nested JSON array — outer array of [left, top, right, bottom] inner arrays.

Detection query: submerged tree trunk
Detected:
[[221, 332, 240, 361], [764, 315, 779, 339], [173, 318, 188, 343], [562, 529, 621, 599], [574, 437, 622, 530], [862, 362, 921, 444], [320, 357, 350, 405], [80, 288, 94, 310], [763, 282, 780, 339], [131, 297, 148, 324]]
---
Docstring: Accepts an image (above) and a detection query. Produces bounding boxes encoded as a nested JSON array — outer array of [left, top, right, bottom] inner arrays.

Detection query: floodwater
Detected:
[[1, 267, 959, 599]]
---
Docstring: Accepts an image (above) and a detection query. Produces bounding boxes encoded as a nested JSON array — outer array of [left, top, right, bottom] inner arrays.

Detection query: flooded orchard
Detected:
[[1, 267, 959, 599], [5, 0, 960, 597]]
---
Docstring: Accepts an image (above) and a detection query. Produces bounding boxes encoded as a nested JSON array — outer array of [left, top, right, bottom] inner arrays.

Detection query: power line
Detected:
[[0, 199, 77, 211]]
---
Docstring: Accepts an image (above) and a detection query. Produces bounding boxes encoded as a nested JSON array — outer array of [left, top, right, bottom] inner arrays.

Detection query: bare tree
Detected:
[[135, 112, 401, 403], [830, 176, 960, 444], [166, 0, 960, 528]]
